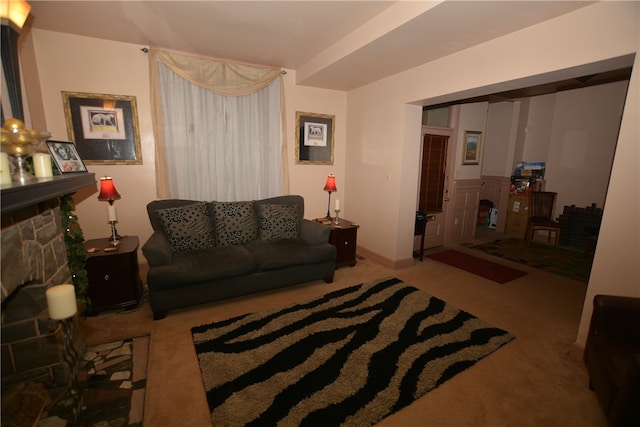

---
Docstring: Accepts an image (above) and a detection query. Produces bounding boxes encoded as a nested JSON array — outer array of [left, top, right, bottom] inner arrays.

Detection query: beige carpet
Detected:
[[80, 242, 607, 426]]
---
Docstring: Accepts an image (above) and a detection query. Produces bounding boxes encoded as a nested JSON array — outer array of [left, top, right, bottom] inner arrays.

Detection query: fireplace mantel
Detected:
[[1, 173, 96, 215]]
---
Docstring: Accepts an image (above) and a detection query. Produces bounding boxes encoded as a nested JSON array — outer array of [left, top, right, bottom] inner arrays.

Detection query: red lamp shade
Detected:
[[98, 176, 121, 201], [323, 174, 337, 192]]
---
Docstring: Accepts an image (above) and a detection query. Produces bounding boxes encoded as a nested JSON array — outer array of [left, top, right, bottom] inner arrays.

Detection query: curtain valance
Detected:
[[152, 49, 281, 97], [148, 47, 288, 199]]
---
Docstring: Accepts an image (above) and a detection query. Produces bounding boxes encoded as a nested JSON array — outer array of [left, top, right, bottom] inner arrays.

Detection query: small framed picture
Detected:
[[46, 140, 88, 173], [62, 91, 142, 165], [462, 130, 482, 165], [295, 111, 335, 165]]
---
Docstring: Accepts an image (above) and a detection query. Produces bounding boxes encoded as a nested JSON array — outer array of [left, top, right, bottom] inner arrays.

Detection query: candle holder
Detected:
[[60, 316, 83, 421], [45, 284, 83, 422], [334, 209, 340, 225]]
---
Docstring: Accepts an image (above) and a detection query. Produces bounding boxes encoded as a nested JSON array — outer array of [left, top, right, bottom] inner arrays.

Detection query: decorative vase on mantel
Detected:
[[0, 118, 52, 184]]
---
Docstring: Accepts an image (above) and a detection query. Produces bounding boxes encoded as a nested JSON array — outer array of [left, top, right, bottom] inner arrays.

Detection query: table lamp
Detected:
[[97, 176, 122, 246], [323, 174, 337, 219]]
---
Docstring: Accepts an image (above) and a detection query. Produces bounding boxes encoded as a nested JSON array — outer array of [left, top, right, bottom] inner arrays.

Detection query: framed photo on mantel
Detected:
[[62, 91, 143, 165], [295, 111, 335, 165]]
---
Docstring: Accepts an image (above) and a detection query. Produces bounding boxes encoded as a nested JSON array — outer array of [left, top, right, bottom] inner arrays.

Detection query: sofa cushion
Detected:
[[246, 239, 336, 271], [147, 245, 257, 290], [258, 203, 300, 241], [213, 201, 259, 246], [155, 202, 216, 252]]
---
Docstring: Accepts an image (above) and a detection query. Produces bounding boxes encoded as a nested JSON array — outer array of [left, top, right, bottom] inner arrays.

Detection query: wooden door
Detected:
[[418, 133, 449, 248]]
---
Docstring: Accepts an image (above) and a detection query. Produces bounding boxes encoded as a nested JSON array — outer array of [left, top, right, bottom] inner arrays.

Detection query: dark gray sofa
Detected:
[[142, 195, 336, 320]]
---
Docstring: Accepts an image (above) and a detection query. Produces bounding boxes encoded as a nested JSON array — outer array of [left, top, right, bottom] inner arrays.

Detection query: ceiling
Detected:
[[26, 1, 601, 91]]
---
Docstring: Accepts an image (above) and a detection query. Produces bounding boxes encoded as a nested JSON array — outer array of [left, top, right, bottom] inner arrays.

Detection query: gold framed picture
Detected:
[[62, 91, 142, 165], [295, 111, 335, 165], [462, 130, 482, 165]]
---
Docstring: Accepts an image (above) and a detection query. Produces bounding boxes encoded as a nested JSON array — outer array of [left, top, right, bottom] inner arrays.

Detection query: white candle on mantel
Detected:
[[335, 199, 340, 211], [33, 153, 53, 178], [46, 284, 77, 320], [107, 204, 117, 222], [0, 152, 11, 185]]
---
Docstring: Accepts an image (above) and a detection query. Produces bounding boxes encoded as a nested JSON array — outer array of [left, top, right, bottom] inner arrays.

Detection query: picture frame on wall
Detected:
[[295, 111, 335, 165], [46, 140, 88, 173], [62, 91, 143, 165], [462, 130, 482, 165]]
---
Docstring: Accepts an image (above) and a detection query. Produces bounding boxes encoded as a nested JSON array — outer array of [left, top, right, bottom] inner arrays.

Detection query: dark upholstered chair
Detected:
[[584, 294, 640, 426], [526, 191, 561, 249]]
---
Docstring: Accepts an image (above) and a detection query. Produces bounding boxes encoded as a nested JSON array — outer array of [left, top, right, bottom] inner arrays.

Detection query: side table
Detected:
[[318, 218, 359, 268], [84, 235, 142, 313]]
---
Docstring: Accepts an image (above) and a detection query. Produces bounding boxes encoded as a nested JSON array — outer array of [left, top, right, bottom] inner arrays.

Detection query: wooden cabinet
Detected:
[[505, 195, 530, 239], [328, 218, 359, 268], [84, 236, 142, 313]]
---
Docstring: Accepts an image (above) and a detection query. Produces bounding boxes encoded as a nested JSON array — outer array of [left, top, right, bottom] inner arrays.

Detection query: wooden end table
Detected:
[[84, 235, 142, 314], [317, 217, 359, 268]]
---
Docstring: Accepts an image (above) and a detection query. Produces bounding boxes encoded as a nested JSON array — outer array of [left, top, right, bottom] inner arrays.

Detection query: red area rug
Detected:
[[427, 249, 528, 284]]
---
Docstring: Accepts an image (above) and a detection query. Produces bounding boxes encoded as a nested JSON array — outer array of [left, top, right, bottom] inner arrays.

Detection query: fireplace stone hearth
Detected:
[[1, 174, 94, 389]]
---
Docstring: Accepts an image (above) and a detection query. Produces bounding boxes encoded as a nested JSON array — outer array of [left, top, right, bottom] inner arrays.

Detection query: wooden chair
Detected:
[[527, 191, 561, 249]]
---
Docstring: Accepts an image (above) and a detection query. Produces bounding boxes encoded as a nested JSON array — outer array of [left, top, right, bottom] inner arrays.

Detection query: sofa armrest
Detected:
[[301, 219, 331, 245], [590, 295, 640, 343], [141, 231, 173, 267]]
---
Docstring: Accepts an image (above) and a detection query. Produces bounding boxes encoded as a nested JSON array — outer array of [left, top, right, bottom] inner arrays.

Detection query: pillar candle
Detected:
[[46, 284, 77, 320], [335, 199, 340, 210], [33, 153, 53, 178], [0, 152, 11, 184], [107, 204, 117, 222]]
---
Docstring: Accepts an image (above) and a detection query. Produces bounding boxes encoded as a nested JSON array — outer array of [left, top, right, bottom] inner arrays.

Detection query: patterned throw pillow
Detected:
[[258, 204, 300, 241], [155, 202, 216, 252], [213, 201, 258, 246]]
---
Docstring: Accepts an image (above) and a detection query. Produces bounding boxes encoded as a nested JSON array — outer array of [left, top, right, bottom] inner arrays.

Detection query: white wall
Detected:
[[483, 101, 519, 178], [283, 71, 347, 219], [522, 94, 555, 163], [29, 29, 157, 248], [345, 1, 639, 347], [454, 102, 488, 180], [545, 81, 628, 212]]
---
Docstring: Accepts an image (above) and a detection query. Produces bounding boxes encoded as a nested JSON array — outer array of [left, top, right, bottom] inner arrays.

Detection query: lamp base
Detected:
[[108, 221, 121, 246]]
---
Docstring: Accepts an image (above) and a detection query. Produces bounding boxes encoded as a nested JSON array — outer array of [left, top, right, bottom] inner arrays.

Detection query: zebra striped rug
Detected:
[[191, 277, 514, 426]]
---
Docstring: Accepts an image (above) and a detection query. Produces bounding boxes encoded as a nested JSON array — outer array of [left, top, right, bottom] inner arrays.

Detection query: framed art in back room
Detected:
[[62, 91, 142, 165], [295, 111, 335, 165], [462, 130, 482, 165]]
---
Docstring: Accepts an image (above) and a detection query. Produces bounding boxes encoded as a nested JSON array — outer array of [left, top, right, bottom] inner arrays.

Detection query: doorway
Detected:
[[416, 124, 456, 250]]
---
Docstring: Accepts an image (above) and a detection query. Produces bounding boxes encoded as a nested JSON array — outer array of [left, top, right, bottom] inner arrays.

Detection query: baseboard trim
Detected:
[[356, 245, 414, 269], [570, 342, 585, 362]]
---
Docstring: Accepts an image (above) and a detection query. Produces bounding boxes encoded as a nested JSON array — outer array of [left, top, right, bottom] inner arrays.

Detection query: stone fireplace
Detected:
[[1, 174, 95, 389]]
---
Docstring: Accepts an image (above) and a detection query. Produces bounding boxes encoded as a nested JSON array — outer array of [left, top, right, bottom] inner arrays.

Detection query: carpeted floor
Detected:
[[78, 250, 608, 427], [465, 238, 593, 283], [191, 277, 514, 426], [426, 249, 528, 283]]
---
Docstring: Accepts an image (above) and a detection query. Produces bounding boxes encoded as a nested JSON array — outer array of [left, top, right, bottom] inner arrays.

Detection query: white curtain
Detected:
[[149, 49, 288, 201]]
